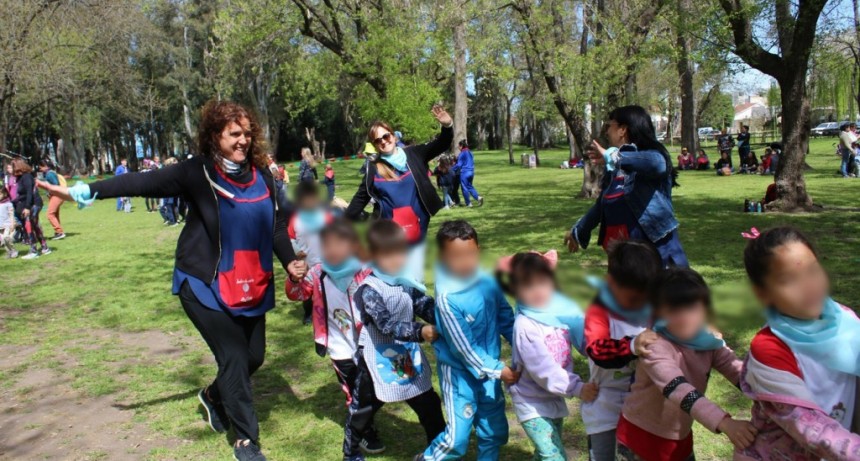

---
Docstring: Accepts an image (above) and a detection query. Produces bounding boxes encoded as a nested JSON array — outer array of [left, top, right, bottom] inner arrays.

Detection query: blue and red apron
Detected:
[[600, 172, 639, 249], [373, 168, 430, 243], [172, 166, 275, 316]]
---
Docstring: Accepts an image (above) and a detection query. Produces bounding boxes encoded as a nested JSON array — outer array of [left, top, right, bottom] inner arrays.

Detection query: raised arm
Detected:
[[409, 106, 454, 163]]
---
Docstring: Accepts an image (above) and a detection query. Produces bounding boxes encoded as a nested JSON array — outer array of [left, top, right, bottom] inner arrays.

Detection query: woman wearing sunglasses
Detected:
[[345, 105, 454, 281]]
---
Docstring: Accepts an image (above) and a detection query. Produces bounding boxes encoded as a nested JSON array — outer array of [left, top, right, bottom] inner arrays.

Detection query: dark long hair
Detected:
[[608, 105, 678, 186]]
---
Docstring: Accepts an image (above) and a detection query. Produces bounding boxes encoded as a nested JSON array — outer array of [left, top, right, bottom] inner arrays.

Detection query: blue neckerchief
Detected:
[[653, 320, 725, 351], [586, 275, 652, 326], [767, 297, 860, 376], [381, 146, 408, 172], [322, 257, 363, 293], [517, 292, 585, 354], [221, 157, 246, 174], [433, 263, 484, 295], [297, 208, 326, 233], [371, 264, 427, 293]]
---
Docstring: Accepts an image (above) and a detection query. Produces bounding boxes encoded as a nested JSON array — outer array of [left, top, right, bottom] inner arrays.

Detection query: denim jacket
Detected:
[[572, 144, 678, 247]]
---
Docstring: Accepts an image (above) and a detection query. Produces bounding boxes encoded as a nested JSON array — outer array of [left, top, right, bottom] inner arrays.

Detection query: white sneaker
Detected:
[[21, 252, 39, 260], [7, 250, 17, 259], [40, 248, 52, 255], [443, 206, 450, 210]]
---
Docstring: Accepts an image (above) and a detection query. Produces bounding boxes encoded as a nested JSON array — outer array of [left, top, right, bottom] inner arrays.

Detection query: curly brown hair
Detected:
[[197, 100, 268, 170]]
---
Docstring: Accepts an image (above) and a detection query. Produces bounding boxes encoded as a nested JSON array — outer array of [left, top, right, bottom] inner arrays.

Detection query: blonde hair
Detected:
[[300, 147, 316, 168]]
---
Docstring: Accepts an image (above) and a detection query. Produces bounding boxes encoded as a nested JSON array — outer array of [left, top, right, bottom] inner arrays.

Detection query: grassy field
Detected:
[[1, 137, 858, 460]]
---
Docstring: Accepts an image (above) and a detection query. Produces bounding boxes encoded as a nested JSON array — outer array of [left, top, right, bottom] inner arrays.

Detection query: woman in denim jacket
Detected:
[[565, 105, 688, 267]]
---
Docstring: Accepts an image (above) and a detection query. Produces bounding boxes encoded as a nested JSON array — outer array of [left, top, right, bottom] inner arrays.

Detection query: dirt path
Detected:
[[0, 330, 189, 460]]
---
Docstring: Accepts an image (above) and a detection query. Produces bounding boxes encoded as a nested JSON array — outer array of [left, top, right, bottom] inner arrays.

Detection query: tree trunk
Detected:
[[676, 0, 698, 154], [771, 74, 814, 210], [453, 17, 468, 153], [505, 97, 514, 164]]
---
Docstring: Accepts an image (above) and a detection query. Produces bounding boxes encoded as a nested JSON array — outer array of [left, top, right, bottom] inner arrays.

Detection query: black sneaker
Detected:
[[51, 233, 66, 240], [302, 314, 312, 326], [359, 435, 386, 454], [197, 388, 230, 433], [233, 440, 267, 461], [477, 196, 484, 207]]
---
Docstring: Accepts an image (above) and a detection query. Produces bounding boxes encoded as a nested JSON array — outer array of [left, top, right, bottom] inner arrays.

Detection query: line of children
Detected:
[[285, 216, 859, 461]]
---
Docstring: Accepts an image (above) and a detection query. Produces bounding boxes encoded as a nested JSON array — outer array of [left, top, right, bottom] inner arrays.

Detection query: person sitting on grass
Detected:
[[741, 151, 760, 174], [715, 151, 734, 176], [695, 149, 710, 170], [677, 148, 695, 171], [759, 148, 775, 175]]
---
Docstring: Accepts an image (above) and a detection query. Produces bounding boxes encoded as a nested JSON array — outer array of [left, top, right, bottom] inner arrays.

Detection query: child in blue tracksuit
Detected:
[[453, 140, 483, 207], [422, 220, 517, 461]]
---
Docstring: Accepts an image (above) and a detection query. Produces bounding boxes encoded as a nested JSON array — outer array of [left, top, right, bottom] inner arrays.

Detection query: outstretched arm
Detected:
[[410, 106, 454, 163]]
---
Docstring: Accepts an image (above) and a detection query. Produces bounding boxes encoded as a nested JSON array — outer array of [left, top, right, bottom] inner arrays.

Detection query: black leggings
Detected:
[[343, 351, 445, 456], [179, 282, 266, 442]]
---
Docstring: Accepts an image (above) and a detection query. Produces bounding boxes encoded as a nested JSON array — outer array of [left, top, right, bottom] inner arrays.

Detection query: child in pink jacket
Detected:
[[617, 267, 753, 461], [284, 218, 384, 455], [737, 227, 860, 461]]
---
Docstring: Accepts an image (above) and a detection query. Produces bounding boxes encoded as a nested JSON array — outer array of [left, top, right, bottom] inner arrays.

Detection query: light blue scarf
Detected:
[[297, 208, 326, 233], [433, 263, 485, 295], [322, 257, 363, 293], [372, 264, 427, 293], [586, 275, 652, 326], [381, 147, 408, 172], [517, 292, 585, 353], [767, 297, 860, 376], [653, 320, 725, 351]]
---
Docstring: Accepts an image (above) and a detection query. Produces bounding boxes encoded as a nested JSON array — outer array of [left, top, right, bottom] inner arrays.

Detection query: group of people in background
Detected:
[[1, 158, 66, 259], [674, 126, 780, 177], [838, 121, 860, 178]]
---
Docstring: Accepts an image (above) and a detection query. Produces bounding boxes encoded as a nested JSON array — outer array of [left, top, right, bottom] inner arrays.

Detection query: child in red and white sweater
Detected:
[[581, 240, 664, 461], [284, 218, 385, 455], [617, 267, 754, 461]]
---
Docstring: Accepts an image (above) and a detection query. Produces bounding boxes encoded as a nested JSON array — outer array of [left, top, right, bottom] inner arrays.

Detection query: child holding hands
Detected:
[[342, 219, 445, 461], [617, 267, 755, 461], [501, 251, 599, 461], [581, 240, 663, 461], [421, 220, 517, 461], [285, 218, 385, 455], [737, 227, 860, 461]]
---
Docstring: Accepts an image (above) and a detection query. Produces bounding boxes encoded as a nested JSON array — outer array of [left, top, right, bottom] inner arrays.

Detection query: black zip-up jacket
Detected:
[[345, 126, 452, 220], [14, 173, 43, 213], [89, 156, 295, 283]]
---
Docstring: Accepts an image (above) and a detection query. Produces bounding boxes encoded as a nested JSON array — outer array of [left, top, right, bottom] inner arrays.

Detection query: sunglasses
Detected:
[[373, 132, 393, 145]]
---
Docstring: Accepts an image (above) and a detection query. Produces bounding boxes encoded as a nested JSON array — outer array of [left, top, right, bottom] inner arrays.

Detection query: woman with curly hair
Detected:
[[38, 100, 299, 461]]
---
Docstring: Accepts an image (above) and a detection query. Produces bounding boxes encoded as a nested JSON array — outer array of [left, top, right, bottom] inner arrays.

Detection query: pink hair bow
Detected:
[[496, 249, 559, 273], [741, 227, 761, 240]]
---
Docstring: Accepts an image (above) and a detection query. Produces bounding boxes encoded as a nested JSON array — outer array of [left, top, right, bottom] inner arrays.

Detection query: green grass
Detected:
[[1, 137, 857, 460]]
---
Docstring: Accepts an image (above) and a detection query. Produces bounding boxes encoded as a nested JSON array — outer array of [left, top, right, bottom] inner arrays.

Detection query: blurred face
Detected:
[[516, 274, 555, 309], [121, 159, 127, 166], [297, 195, 322, 211], [605, 120, 628, 148], [322, 235, 358, 267], [371, 126, 396, 154], [439, 238, 481, 279], [658, 302, 709, 341], [754, 242, 829, 320], [38, 164, 48, 172], [5, 164, 11, 174], [374, 248, 408, 275], [607, 275, 650, 311], [219, 118, 252, 163]]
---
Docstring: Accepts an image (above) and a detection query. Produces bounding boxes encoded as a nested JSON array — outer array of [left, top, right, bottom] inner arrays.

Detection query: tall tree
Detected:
[[716, 0, 828, 210]]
